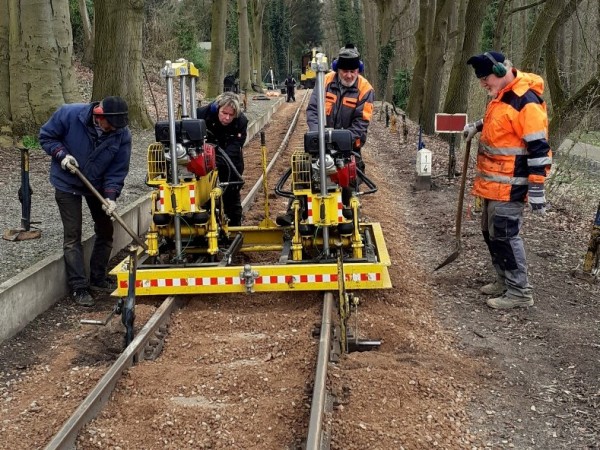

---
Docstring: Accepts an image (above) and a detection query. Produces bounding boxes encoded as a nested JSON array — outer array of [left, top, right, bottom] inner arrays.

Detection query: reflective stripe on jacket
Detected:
[[473, 69, 552, 202], [306, 71, 374, 149]]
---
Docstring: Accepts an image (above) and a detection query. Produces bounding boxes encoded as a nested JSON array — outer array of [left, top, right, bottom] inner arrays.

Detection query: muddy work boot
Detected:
[[90, 277, 117, 293], [486, 293, 534, 310], [73, 289, 94, 307], [479, 280, 507, 296]]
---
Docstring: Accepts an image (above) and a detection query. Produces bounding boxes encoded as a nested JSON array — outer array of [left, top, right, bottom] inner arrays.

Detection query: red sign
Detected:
[[435, 113, 468, 133]]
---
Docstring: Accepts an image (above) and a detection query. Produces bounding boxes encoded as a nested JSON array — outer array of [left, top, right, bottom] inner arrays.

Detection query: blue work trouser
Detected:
[[481, 200, 532, 299], [55, 189, 114, 291]]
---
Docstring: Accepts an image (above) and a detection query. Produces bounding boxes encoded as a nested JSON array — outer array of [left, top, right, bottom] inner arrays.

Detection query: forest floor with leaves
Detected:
[[371, 115, 600, 449]]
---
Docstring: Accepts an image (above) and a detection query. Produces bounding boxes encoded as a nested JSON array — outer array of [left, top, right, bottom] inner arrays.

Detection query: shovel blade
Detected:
[[434, 245, 460, 271]]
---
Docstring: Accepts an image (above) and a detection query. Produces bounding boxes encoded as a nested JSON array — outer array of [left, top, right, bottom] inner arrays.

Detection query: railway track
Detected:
[[42, 90, 339, 449]]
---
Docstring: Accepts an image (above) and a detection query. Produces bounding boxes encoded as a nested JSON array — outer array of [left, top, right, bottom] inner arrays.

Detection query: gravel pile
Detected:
[[0, 94, 283, 285]]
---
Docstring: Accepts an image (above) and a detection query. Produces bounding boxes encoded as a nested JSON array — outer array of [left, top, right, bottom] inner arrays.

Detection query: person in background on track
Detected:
[[39, 96, 132, 307], [196, 91, 248, 227], [463, 51, 552, 310], [284, 74, 296, 102]]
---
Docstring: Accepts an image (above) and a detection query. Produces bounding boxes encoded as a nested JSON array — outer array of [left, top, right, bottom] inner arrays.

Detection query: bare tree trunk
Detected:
[[492, 0, 509, 50], [78, 0, 94, 67], [4, 0, 78, 134], [443, 0, 487, 115], [544, 0, 599, 147], [207, 0, 228, 98], [372, 0, 409, 103], [250, 0, 266, 86], [569, 10, 581, 92], [421, 0, 452, 134], [521, 0, 566, 72], [443, 0, 487, 114], [406, 0, 432, 122], [92, 0, 151, 129], [0, 0, 10, 127], [238, 0, 252, 93], [361, 0, 378, 86]]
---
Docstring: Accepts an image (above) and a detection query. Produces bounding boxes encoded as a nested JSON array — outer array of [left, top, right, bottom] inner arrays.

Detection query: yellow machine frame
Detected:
[[110, 56, 391, 298]]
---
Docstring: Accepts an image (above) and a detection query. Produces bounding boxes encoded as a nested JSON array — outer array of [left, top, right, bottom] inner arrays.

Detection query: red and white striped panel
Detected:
[[189, 184, 196, 212], [119, 271, 381, 289], [158, 185, 165, 212]]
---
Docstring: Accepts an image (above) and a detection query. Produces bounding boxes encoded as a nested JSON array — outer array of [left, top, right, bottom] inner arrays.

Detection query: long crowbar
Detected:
[[71, 167, 148, 251], [434, 138, 472, 271]]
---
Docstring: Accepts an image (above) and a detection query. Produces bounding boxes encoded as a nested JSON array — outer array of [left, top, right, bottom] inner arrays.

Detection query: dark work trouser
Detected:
[[286, 86, 295, 102], [481, 199, 532, 299], [55, 189, 114, 291], [217, 148, 244, 226], [221, 185, 242, 226]]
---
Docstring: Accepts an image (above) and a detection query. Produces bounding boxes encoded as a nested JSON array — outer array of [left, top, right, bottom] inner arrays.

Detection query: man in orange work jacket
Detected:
[[463, 51, 552, 310], [306, 43, 374, 207]]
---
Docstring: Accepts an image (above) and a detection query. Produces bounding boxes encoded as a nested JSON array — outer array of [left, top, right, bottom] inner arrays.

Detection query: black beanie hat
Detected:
[[466, 51, 506, 78], [101, 96, 129, 129], [336, 44, 360, 71]]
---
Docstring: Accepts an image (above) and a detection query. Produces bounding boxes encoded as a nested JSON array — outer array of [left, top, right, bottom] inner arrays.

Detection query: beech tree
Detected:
[[238, 0, 253, 93], [92, 0, 151, 128], [0, 0, 78, 136], [207, 0, 228, 98]]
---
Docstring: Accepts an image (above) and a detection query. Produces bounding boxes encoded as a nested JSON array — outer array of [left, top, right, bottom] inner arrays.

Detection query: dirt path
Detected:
[[366, 117, 600, 449]]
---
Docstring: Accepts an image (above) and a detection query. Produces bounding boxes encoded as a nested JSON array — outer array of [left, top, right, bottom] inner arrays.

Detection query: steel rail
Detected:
[[306, 292, 334, 450], [44, 296, 179, 450], [242, 89, 310, 211], [44, 97, 311, 449]]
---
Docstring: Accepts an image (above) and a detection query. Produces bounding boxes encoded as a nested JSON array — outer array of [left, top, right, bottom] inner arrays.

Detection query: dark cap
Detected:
[[336, 44, 360, 71], [101, 96, 129, 128], [466, 51, 505, 78]]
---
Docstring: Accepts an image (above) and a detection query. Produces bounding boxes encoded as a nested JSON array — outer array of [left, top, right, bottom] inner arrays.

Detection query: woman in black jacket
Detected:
[[196, 92, 248, 226]]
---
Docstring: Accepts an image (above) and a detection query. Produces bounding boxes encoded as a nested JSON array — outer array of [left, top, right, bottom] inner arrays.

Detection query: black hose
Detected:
[[274, 168, 294, 198], [215, 146, 245, 191]]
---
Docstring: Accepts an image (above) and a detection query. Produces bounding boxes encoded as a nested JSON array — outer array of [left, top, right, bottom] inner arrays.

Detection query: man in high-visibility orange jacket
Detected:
[[464, 51, 552, 310], [277, 44, 374, 227], [306, 43, 374, 207]]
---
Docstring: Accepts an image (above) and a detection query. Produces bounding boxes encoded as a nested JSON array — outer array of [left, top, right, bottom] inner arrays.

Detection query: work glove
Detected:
[[463, 119, 483, 141], [60, 154, 79, 173], [528, 183, 546, 216], [102, 198, 117, 216]]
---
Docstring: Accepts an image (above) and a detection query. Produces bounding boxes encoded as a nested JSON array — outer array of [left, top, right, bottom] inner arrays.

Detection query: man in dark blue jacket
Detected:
[[40, 96, 132, 307], [196, 92, 248, 226]]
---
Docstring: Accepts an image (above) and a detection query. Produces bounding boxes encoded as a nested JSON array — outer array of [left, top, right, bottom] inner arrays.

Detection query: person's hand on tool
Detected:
[[463, 119, 483, 141], [102, 198, 117, 216], [528, 183, 546, 216], [60, 154, 79, 173]]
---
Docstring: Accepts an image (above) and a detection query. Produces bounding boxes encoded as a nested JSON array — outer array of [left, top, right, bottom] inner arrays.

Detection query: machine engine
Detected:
[[154, 119, 216, 179], [302, 129, 357, 191]]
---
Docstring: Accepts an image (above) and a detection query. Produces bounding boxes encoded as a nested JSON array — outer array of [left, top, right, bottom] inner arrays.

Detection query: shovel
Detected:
[[434, 139, 472, 271], [71, 167, 148, 251]]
